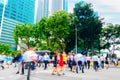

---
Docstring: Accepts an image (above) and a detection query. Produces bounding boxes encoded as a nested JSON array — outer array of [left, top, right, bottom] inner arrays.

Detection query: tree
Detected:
[[100, 23, 120, 54], [34, 17, 48, 48], [74, 1, 103, 54], [46, 10, 71, 51], [65, 13, 76, 52], [14, 23, 35, 49], [0, 44, 11, 54]]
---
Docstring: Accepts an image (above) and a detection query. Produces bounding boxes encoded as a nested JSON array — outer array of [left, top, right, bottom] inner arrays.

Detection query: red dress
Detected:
[[58, 55, 64, 67]]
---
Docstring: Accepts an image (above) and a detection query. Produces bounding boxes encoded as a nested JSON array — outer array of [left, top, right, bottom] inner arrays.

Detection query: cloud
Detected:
[[85, 0, 120, 24], [68, 0, 120, 24]]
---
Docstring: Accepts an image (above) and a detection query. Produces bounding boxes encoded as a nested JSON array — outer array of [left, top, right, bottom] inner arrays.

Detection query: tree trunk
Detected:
[[91, 43, 94, 55], [26, 38, 30, 48]]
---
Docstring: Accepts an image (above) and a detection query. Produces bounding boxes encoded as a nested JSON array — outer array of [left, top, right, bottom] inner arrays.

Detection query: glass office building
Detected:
[[63, 0, 68, 12], [36, 0, 49, 22], [49, 0, 68, 16], [36, 0, 68, 22], [0, 0, 35, 50]]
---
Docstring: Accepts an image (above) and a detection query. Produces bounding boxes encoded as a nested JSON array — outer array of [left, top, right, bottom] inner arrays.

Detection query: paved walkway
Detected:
[[0, 65, 120, 80]]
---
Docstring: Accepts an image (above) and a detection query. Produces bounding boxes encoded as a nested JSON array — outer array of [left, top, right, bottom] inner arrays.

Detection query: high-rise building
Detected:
[[0, 0, 35, 50], [36, 0, 68, 22], [63, 0, 68, 12], [35, 0, 49, 22], [49, 0, 68, 16], [49, 0, 63, 16]]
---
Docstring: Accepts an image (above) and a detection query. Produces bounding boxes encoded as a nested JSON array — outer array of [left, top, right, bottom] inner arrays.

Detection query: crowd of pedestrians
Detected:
[[0, 47, 119, 77]]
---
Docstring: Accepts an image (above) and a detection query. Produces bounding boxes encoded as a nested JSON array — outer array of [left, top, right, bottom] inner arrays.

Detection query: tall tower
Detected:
[[63, 0, 68, 12], [0, 0, 35, 50], [35, 0, 49, 23], [36, 0, 68, 22], [49, 0, 63, 16]]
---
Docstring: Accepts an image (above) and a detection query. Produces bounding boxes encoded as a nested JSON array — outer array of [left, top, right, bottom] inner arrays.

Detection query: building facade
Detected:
[[49, 0, 64, 16], [36, 0, 68, 22], [36, 0, 49, 22], [63, 0, 68, 12], [0, 0, 35, 50]]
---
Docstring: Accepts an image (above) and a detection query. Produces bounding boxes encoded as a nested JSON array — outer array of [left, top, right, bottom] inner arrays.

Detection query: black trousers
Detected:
[[93, 61, 98, 71], [44, 60, 49, 70], [87, 61, 90, 69], [77, 61, 84, 73], [21, 62, 32, 80], [0, 61, 4, 69], [68, 60, 72, 71]]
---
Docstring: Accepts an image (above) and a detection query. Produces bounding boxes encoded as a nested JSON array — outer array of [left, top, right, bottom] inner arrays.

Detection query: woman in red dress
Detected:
[[58, 52, 64, 76]]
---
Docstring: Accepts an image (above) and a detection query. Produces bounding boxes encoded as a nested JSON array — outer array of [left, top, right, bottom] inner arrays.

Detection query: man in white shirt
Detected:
[[76, 53, 82, 73], [86, 54, 91, 69], [22, 46, 37, 80], [43, 52, 50, 70], [92, 54, 99, 71], [100, 55, 104, 69], [23, 48, 37, 63]]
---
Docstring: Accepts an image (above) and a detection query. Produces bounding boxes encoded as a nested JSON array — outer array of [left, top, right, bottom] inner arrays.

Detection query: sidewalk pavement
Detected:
[[0, 64, 120, 80]]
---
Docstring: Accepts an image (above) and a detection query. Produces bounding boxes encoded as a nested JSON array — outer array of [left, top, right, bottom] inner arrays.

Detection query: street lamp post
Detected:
[[75, 26, 77, 54], [74, 16, 78, 54]]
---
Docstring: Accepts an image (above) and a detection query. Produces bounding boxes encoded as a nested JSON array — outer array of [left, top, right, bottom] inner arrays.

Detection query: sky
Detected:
[[68, 0, 120, 25]]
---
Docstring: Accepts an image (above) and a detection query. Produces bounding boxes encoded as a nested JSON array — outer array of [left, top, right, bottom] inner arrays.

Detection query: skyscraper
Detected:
[[0, 0, 35, 49], [63, 0, 68, 12], [35, 0, 49, 22], [36, 0, 68, 22], [49, 0, 63, 16]]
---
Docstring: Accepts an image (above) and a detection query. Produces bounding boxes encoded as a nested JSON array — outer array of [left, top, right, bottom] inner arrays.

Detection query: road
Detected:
[[0, 64, 119, 80]]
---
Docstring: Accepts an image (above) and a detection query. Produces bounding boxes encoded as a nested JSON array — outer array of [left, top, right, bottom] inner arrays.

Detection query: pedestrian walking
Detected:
[[51, 52, 59, 75], [43, 52, 50, 70], [22, 46, 37, 80], [100, 55, 104, 69], [86, 54, 91, 69], [67, 52, 73, 71], [92, 54, 99, 71], [57, 52, 65, 76], [15, 53, 23, 74], [0, 53, 6, 70]]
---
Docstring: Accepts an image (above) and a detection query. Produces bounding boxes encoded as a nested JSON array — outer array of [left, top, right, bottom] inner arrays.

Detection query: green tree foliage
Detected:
[[14, 23, 35, 48], [100, 23, 120, 54], [65, 14, 76, 52], [34, 17, 48, 48], [13, 11, 74, 52], [0, 44, 19, 56], [111, 53, 117, 58], [74, 1, 103, 54], [46, 10, 71, 51], [0, 44, 11, 53]]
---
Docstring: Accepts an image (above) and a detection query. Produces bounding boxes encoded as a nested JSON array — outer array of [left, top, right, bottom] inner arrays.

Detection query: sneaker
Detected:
[[16, 72, 19, 74], [51, 73, 55, 75], [82, 72, 84, 73], [62, 73, 65, 75], [57, 74, 61, 76], [20, 73, 24, 75], [2, 66, 4, 70]]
